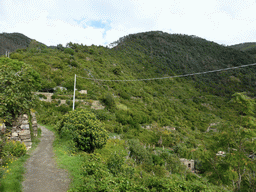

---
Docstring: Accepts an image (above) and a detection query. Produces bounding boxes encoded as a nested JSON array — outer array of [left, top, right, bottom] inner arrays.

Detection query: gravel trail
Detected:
[[22, 125, 70, 192]]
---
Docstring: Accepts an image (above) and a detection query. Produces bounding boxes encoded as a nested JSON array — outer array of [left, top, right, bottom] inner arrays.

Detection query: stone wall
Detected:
[[180, 158, 195, 171], [1, 112, 38, 150], [10, 114, 32, 150], [34, 92, 53, 102], [31, 112, 38, 137]]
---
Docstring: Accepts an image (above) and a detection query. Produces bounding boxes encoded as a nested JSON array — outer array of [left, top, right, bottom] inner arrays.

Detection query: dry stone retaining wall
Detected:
[[1, 112, 38, 150]]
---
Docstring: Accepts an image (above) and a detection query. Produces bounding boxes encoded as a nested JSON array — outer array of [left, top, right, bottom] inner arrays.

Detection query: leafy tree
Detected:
[[64, 48, 75, 55], [56, 44, 64, 51], [202, 93, 256, 191], [102, 93, 116, 109], [0, 58, 41, 126], [57, 109, 108, 153]]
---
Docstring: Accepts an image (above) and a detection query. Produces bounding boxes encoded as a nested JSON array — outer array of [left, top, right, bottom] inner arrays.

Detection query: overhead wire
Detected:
[[76, 63, 256, 82]]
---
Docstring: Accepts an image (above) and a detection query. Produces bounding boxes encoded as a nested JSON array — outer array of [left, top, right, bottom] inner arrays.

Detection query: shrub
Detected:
[[57, 109, 108, 153], [113, 67, 121, 75], [102, 93, 116, 109], [38, 94, 47, 99], [119, 91, 130, 100], [2, 140, 26, 157], [92, 110, 115, 121], [128, 139, 152, 164], [107, 153, 125, 176], [70, 60, 78, 67], [9, 53, 25, 61], [64, 48, 75, 55]]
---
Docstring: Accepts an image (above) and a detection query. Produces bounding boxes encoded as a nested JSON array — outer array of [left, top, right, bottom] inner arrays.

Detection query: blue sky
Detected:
[[0, 0, 255, 46]]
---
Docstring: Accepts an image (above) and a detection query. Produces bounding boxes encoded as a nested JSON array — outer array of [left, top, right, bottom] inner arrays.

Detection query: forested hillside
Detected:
[[1, 31, 256, 191], [0, 33, 32, 55], [229, 42, 256, 59], [0, 32, 47, 56]]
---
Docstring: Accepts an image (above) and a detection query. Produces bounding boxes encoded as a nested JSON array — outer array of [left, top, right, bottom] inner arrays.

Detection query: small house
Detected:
[[180, 158, 195, 170]]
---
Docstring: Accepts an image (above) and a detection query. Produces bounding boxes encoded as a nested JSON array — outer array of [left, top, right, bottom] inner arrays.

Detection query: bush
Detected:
[[57, 109, 108, 153], [102, 93, 116, 109], [38, 94, 47, 99], [92, 110, 115, 121], [64, 48, 75, 55], [107, 153, 125, 176], [2, 140, 26, 158], [70, 60, 78, 67], [128, 139, 152, 164], [119, 91, 130, 100]]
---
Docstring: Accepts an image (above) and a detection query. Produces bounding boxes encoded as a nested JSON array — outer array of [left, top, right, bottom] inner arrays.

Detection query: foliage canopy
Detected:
[[57, 109, 108, 153], [0, 58, 40, 125]]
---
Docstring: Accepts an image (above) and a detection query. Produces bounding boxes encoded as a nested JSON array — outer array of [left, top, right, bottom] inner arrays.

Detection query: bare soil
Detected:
[[22, 125, 70, 192]]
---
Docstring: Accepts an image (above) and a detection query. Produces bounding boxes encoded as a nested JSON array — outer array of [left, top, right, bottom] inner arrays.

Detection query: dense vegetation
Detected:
[[0, 58, 41, 126], [1, 31, 256, 191], [229, 42, 256, 59], [0, 33, 32, 56]]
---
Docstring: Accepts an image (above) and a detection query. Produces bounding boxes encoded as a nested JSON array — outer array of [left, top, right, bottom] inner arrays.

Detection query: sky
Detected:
[[0, 0, 255, 47]]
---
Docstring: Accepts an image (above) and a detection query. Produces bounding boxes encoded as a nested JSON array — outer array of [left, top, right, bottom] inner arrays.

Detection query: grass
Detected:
[[0, 154, 28, 192], [0, 127, 42, 192], [40, 124, 232, 192], [43, 124, 85, 190]]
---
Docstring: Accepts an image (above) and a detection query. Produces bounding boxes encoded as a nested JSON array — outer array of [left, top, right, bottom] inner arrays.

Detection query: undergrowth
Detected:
[[0, 127, 42, 192], [45, 124, 230, 191]]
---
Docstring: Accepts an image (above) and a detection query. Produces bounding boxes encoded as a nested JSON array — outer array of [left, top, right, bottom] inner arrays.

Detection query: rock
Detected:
[[20, 135, 31, 140], [22, 120, 29, 124], [23, 114, 28, 119], [11, 137, 20, 141], [32, 121, 37, 124], [79, 90, 87, 94], [21, 124, 30, 129], [19, 130, 30, 136], [12, 132, 18, 137], [0, 123, 6, 131], [23, 141, 32, 150]]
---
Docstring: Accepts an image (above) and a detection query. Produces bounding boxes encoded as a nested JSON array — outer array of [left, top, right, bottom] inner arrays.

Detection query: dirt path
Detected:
[[22, 125, 70, 192]]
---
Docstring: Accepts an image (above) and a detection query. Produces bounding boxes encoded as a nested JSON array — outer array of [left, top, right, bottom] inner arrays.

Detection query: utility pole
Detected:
[[72, 74, 76, 110], [6, 51, 9, 57]]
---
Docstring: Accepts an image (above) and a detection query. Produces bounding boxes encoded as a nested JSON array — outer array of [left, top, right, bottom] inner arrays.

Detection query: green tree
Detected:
[[202, 93, 256, 191], [64, 48, 75, 55], [0, 58, 41, 126], [102, 93, 116, 109], [57, 109, 108, 153]]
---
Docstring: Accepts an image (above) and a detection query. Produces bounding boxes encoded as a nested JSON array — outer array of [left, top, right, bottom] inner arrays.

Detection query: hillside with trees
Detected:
[[0, 32, 47, 56], [1, 31, 256, 191], [229, 42, 256, 58]]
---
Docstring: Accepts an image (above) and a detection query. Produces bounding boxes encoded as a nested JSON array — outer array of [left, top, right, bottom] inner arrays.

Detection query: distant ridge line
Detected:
[[77, 63, 256, 82]]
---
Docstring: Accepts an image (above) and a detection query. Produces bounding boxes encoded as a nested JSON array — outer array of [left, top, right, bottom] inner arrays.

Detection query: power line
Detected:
[[77, 63, 256, 82]]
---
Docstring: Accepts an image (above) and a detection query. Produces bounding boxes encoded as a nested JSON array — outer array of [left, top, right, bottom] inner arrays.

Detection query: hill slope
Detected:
[[2, 31, 256, 191], [112, 31, 256, 95], [229, 42, 256, 58], [0, 32, 33, 55], [0, 32, 48, 56]]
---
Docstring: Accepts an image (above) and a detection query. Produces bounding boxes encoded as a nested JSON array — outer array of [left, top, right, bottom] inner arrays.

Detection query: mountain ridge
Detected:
[[0, 32, 48, 56]]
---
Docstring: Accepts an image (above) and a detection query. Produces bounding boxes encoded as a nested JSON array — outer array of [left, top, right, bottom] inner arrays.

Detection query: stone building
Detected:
[[180, 158, 195, 171]]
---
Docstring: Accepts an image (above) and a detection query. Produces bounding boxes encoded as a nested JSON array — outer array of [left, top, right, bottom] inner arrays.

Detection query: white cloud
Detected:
[[0, 0, 255, 46]]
